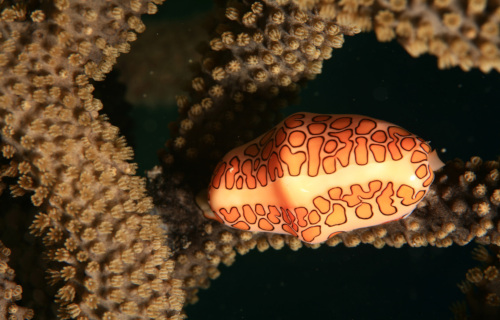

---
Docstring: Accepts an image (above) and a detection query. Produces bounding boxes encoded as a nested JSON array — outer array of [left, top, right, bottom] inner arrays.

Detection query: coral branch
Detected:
[[456, 245, 500, 318], [0, 1, 184, 318], [162, 0, 360, 185], [0, 240, 34, 320], [0, 0, 498, 319], [292, 0, 500, 72], [150, 155, 500, 304]]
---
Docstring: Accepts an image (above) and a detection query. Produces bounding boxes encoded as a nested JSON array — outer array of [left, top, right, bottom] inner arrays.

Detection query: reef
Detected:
[[0, 0, 499, 319]]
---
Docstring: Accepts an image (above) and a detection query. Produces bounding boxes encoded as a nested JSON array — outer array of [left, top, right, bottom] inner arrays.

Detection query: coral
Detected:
[[163, 0, 359, 185], [155, 0, 500, 315], [0, 1, 184, 319], [291, 0, 500, 72], [0, 0, 498, 319], [0, 240, 34, 320], [152, 154, 500, 306], [456, 245, 500, 319]]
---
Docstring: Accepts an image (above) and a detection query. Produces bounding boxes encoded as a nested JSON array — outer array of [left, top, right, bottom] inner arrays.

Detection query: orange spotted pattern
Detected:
[[206, 113, 442, 244]]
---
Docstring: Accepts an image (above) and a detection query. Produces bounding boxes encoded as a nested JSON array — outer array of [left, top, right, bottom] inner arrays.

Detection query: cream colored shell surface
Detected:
[[207, 113, 442, 244]]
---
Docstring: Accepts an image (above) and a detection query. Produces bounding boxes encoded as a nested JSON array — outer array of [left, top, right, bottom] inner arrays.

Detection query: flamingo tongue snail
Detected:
[[201, 112, 444, 244]]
